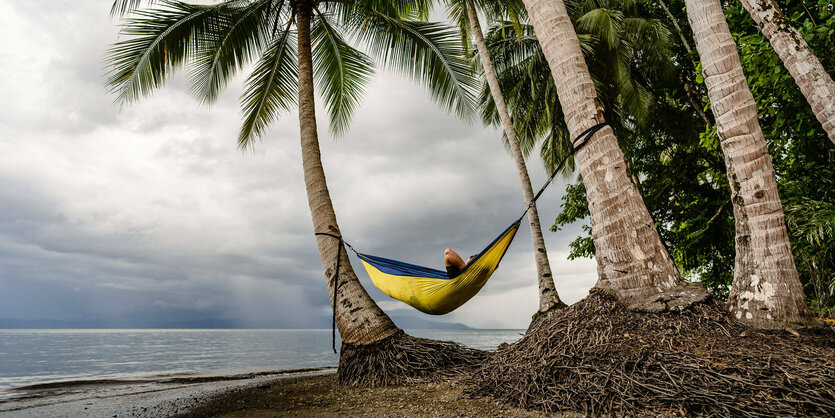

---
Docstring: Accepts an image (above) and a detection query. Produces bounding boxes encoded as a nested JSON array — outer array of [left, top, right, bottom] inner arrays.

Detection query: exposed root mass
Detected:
[[338, 331, 488, 387], [469, 290, 835, 417], [527, 302, 566, 333]]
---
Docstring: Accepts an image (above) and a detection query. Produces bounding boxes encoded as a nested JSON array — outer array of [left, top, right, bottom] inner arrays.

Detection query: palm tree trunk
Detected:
[[521, 0, 708, 311], [296, 2, 399, 344], [465, 0, 563, 314], [684, 0, 813, 328], [740, 0, 835, 146]]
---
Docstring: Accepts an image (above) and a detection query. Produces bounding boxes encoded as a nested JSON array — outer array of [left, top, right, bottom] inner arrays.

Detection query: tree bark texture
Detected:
[[521, 0, 708, 312], [684, 0, 812, 328], [465, 0, 563, 313], [296, 2, 399, 344], [740, 0, 835, 146]]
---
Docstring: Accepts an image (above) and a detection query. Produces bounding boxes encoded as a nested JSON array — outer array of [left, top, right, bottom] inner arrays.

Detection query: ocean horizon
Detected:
[[0, 328, 524, 397]]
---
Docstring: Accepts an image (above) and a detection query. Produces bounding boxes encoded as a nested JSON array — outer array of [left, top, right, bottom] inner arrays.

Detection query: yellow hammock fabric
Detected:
[[356, 221, 521, 315]]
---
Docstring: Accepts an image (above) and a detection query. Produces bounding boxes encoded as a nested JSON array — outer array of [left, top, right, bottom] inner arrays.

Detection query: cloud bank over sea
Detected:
[[0, 0, 596, 329]]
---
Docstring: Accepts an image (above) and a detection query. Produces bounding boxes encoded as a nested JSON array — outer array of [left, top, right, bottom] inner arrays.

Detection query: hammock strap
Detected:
[[314, 232, 356, 354], [311, 122, 608, 342], [520, 122, 608, 222]]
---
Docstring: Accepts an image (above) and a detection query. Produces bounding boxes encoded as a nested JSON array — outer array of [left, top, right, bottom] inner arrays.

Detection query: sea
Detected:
[[0, 329, 524, 398]]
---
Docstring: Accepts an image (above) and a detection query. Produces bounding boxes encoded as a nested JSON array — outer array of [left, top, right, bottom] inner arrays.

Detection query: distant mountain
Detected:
[[389, 315, 471, 330]]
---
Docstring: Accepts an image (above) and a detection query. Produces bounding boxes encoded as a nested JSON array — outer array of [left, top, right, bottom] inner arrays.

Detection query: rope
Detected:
[[314, 232, 350, 354], [518, 122, 608, 222], [312, 122, 607, 352]]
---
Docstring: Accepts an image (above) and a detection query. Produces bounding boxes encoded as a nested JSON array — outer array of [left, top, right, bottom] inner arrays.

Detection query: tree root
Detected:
[[527, 301, 567, 333], [338, 330, 488, 387], [469, 289, 835, 417]]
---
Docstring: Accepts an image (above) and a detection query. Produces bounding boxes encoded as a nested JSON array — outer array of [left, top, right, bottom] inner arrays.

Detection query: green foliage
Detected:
[[238, 19, 297, 146], [190, 1, 271, 104], [106, 0, 478, 144], [107, 1, 225, 104], [479, 0, 737, 295], [344, 1, 479, 121], [311, 13, 375, 135], [478, 0, 675, 176], [551, 182, 594, 260], [725, 0, 835, 310], [544, 0, 835, 302], [443, 0, 527, 61]]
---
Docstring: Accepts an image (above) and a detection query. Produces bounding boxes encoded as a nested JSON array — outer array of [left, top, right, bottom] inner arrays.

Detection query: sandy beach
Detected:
[[181, 373, 546, 417], [0, 367, 546, 417], [0, 368, 334, 417]]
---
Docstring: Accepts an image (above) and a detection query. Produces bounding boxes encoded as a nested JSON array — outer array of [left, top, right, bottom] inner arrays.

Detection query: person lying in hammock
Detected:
[[444, 248, 477, 278]]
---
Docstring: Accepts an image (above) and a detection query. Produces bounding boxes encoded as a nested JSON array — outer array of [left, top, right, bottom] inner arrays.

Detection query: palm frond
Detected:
[[483, 22, 543, 71], [311, 10, 375, 135], [445, 0, 472, 58], [238, 21, 298, 148], [111, 0, 155, 17], [613, 47, 653, 123], [106, 1, 224, 104], [343, 1, 478, 119], [786, 199, 835, 248], [189, 0, 273, 104], [339, 0, 433, 20], [540, 119, 573, 175], [621, 17, 674, 79], [576, 7, 623, 51]]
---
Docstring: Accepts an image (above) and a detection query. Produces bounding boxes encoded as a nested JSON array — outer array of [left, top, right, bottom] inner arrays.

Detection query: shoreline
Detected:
[[0, 367, 336, 417], [1, 367, 549, 417]]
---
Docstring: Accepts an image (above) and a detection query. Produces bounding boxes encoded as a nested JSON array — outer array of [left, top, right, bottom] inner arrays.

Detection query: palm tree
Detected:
[[445, 0, 565, 321], [106, 0, 484, 384], [683, 0, 814, 328], [478, 0, 676, 174], [739, 0, 835, 146], [519, 0, 708, 311]]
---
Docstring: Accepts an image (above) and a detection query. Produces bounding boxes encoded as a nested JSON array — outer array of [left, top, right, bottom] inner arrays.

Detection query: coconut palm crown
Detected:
[[106, 0, 485, 382], [107, 0, 478, 143], [480, 0, 675, 174]]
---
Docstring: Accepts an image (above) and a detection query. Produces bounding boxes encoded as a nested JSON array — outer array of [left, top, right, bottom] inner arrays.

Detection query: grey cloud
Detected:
[[0, 0, 598, 329]]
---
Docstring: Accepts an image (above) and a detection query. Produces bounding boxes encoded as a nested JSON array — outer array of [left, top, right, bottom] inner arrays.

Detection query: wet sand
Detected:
[[0, 368, 335, 417], [1, 368, 547, 417]]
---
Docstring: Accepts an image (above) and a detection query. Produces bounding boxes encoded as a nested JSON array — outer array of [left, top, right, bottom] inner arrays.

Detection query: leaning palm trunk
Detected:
[[740, 0, 835, 146], [296, 4, 399, 345], [295, 3, 486, 385], [520, 0, 708, 311], [465, 0, 564, 316], [684, 0, 813, 328]]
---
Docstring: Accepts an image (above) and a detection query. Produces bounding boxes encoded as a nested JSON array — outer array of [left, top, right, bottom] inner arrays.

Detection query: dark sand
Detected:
[[2, 368, 549, 417], [0, 368, 335, 417], [180, 374, 548, 417]]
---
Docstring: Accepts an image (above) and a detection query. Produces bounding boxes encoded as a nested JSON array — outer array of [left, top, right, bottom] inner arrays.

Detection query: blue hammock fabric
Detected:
[[356, 221, 521, 314], [320, 123, 608, 319], [356, 253, 449, 279], [356, 220, 522, 280]]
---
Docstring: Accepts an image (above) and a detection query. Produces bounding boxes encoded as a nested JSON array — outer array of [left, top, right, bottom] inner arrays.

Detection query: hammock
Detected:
[[356, 221, 521, 315], [316, 123, 606, 321]]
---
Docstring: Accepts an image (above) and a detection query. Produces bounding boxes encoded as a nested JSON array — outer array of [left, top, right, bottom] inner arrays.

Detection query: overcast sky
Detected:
[[0, 0, 597, 329]]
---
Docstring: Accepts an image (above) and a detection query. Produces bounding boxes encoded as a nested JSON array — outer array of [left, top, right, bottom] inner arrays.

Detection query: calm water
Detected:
[[0, 329, 522, 395]]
